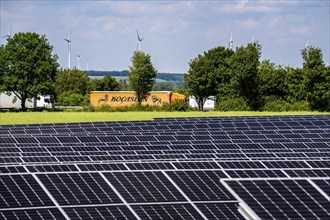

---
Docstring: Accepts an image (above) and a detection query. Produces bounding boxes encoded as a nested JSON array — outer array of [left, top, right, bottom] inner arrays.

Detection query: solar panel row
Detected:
[[1, 115, 330, 219]]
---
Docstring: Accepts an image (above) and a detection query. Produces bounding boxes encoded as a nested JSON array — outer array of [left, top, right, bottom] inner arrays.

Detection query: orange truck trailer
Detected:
[[90, 91, 186, 108]]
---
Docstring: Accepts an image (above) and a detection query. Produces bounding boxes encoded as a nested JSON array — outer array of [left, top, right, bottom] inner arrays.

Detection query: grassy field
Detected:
[[0, 111, 328, 125]]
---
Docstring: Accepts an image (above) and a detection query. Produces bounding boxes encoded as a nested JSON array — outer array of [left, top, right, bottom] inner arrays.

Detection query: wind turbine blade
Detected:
[[137, 30, 142, 41], [68, 30, 72, 41]]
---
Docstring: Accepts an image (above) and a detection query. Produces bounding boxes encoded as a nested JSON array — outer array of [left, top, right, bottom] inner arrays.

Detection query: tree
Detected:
[[1, 32, 59, 110], [0, 45, 6, 88], [54, 68, 92, 106], [92, 74, 119, 91], [204, 46, 234, 104], [284, 67, 306, 103], [55, 68, 91, 95], [228, 42, 262, 110], [258, 60, 287, 100], [185, 54, 215, 111], [128, 51, 157, 106], [302, 46, 329, 111], [118, 79, 129, 90]]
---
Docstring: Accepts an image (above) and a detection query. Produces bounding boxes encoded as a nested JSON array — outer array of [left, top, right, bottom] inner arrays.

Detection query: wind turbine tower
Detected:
[[228, 31, 233, 50], [136, 30, 144, 51], [64, 31, 72, 69]]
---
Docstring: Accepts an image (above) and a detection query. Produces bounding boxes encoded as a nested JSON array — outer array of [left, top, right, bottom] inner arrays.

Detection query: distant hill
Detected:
[[85, 70, 185, 84]]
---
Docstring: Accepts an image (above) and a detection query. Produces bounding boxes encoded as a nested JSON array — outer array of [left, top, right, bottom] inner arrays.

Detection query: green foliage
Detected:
[[258, 60, 287, 99], [228, 42, 262, 110], [185, 54, 215, 111], [1, 32, 59, 110], [54, 68, 92, 106], [55, 68, 92, 96], [92, 74, 119, 91], [216, 97, 251, 111], [56, 92, 89, 106], [205, 46, 234, 101], [284, 67, 306, 103], [118, 79, 129, 90], [162, 100, 186, 112], [302, 46, 329, 111], [128, 51, 157, 106], [261, 96, 310, 112], [0, 45, 5, 89]]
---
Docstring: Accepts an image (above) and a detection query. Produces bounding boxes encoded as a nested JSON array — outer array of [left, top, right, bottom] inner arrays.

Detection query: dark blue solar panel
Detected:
[[0, 174, 54, 208], [0, 208, 65, 220]]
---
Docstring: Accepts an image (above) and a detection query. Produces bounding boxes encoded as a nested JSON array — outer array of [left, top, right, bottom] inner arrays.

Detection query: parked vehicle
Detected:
[[0, 92, 52, 109], [188, 96, 215, 110]]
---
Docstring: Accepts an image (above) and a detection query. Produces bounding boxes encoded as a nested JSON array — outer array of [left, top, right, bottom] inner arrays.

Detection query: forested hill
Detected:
[[85, 70, 184, 83]]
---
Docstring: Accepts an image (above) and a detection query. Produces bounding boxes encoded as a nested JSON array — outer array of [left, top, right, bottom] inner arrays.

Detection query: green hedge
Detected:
[[262, 97, 310, 112], [216, 97, 251, 111]]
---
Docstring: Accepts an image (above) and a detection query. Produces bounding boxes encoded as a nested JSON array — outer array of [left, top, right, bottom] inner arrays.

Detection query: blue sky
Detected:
[[1, 0, 329, 73]]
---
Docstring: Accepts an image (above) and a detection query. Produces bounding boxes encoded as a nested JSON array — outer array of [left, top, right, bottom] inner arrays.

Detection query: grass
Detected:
[[0, 111, 328, 125]]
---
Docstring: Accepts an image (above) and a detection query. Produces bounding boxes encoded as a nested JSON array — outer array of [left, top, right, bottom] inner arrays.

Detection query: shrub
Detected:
[[216, 97, 251, 111], [288, 100, 310, 111], [162, 100, 186, 112], [262, 96, 310, 112], [56, 92, 89, 106]]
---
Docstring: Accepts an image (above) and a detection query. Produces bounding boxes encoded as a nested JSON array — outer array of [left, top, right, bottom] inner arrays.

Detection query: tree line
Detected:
[[0, 32, 157, 110], [86, 70, 183, 83], [1, 32, 329, 112], [185, 42, 330, 111]]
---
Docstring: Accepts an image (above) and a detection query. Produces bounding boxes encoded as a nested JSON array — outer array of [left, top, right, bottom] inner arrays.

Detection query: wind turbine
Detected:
[[136, 30, 144, 51], [64, 30, 72, 69], [2, 23, 12, 39], [228, 31, 233, 50]]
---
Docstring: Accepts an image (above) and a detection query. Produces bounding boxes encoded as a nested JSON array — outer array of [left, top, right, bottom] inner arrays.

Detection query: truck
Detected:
[[90, 91, 186, 108], [0, 92, 52, 109], [189, 96, 216, 110]]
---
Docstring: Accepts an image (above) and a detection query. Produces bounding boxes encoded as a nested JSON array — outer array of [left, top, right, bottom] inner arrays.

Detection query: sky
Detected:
[[1, 0, 329, 73]]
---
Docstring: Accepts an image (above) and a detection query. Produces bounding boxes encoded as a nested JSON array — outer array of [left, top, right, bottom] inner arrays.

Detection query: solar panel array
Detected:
[[1, 115, 330, 220]]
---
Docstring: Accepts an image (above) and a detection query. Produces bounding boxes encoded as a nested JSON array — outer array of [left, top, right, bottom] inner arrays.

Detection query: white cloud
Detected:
[[238, 18, 261, 30], [220, 0, 275, 13], [1, 1, 328, 71], [289, 26, 310, 35]]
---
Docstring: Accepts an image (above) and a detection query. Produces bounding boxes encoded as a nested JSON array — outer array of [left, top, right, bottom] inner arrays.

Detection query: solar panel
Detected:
[[37, 172, 122, 205], [313, 179, 330, 196], [104, 171, 186, 203], [223, 178, 330, 220], [0, 166, 26, 173], [0, 174, 55, 208], [1, 115, 330, 219], [167, 170, 234, 201], [1, 208, 66, 220], [196, 202, 244, 220], [132, 203, 203, 220], [63, 206, 137, 220]]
